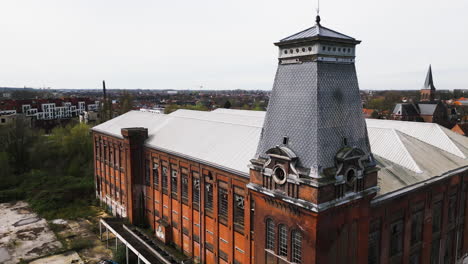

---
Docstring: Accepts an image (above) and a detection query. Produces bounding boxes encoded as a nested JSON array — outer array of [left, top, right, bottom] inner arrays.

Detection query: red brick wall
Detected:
[[370, 173, 468, 264]]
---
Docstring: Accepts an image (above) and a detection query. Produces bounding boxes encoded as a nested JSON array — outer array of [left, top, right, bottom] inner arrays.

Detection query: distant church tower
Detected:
[[249, 15, 378, 264], [420, 65, 436, 102]]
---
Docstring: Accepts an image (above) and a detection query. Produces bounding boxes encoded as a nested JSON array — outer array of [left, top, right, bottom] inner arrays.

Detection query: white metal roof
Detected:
[[93, 110, 262, 176], [93, 109, 468, 194]]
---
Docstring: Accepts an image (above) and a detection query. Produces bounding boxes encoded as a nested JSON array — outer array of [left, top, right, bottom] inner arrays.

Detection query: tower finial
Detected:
[[315, 0, 321, 25]]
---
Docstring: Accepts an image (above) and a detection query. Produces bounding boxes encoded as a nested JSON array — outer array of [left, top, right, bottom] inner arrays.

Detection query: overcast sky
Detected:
[[0, 0, 467, 90]]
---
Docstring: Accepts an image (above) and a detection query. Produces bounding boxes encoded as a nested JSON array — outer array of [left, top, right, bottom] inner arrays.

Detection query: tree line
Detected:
[[0, 116, 96, 219]]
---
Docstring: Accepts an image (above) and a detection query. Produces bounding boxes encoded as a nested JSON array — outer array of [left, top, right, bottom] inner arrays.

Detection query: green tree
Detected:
[[119, 92, 134, 115], [223, 100, 232, 109], [0, 115, 39, 173]]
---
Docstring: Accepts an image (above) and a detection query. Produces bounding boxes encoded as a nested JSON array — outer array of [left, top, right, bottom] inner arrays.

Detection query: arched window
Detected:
[[291, 230, 302, 263], [266, 219, 275, 250], [278, 224, 288, 257]]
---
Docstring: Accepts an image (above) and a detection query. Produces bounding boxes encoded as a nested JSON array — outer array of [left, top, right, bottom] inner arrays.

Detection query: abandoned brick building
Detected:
[[92, 16, 468, 264]]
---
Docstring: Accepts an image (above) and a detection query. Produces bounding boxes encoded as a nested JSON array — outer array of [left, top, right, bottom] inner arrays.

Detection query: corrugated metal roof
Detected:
[[366, 119, 467, 158], [92, 110, 468, 195], [93, 110, 262, 176], [368, 128, 422, 173]]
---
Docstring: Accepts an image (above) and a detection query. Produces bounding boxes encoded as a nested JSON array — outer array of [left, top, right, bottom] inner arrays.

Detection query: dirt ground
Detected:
[[55, 212, 113, 264], [0, 201, 62, 264], [0, 201, 113, 264]]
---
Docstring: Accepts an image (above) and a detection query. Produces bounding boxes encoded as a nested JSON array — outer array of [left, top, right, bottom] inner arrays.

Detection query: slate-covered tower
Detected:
[[249, 16, 379, 264]]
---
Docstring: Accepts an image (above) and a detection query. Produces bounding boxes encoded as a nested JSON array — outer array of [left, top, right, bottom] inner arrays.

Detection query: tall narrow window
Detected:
[[368, 219, 381, 264], [110, 148, 114, 165], [433, 201, 443, 233], [430, 239, 440, 264], [171, 169, 178, 198], [218, 187, 228, 224], [145, 159, 150, 186], [162, 166, 168, 194], [205, 183, 213, 213], [445, 231, 454, 264], [411, 210, 424, 245], [104, 144, 107, 161], [153, 162, 159, 188], [431, 200, 442, 264], [233, 193, 245, 232], [278, 224, 288, 257], [448, 194, 457, 226], [192, 177, 200, 210], [95, 141, 100, 159], [291, 230, 302, 263], [390, 219, 404, 257], [457, 187, 466, 259], [266, 219, 275, 250], [182, 173, 189, 205]]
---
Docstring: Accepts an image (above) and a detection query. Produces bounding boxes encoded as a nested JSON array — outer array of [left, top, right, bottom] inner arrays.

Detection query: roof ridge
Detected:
[[318, 24, 355, 40], [391, 129, 423, 173], [280, 25, 317, 41], [169, 113, 264, 129], [436, 125, 466, 158]]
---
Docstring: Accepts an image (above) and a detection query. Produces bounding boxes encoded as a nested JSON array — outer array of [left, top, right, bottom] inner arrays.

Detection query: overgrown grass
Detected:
[[70, 238, 94, 251]]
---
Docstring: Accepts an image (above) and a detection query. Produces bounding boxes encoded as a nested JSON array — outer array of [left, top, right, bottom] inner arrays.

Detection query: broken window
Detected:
[[205, 183, 213, 214], [233, 193, 245, 232], [390, 219, 404, 257], [153, 162, 159, 188], [171, 169, 178, 199], [182, 173, 189, 205], [193, 177, 200, 210], [411, 210, 424, 245], [162, 166, 168, 194], [278, 224, 288, 257], [218, 187, 228, 224], [145, 159, 150, 186]]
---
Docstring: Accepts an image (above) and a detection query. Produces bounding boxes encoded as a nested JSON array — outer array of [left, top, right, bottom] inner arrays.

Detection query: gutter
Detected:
[[371, 165, 468, 206]]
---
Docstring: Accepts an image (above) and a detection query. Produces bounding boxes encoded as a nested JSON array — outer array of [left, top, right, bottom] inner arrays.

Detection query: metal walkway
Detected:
[[99, 218, 182, 264]]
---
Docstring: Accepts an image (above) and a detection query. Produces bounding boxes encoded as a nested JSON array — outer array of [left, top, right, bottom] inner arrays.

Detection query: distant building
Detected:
[[362, 108, 375, 118], [391, 66, 449, 126], [452, 123, 468, 136], [0, 110, 16, 126], [0, 98, 100, 120]]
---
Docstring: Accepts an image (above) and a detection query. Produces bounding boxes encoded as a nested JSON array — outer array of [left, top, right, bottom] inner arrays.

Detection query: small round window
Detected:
[[302, 48, 306, 52], [346, 169, 355, 183], [308, 47, 312, 51], [273, 166, 287, 185], [284, 50, 288, 54], [296, 48, 299, 53]]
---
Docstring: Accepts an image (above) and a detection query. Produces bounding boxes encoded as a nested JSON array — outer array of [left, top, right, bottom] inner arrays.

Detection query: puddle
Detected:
[[13, 217, 41, 227]]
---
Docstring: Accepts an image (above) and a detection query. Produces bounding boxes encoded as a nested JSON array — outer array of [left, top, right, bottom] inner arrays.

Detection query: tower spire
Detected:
[[316, 0, 321, 24]]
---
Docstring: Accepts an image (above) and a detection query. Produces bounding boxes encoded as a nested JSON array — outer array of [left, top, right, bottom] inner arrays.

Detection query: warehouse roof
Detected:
[[93, 109, 468, 195]]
